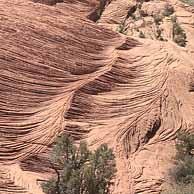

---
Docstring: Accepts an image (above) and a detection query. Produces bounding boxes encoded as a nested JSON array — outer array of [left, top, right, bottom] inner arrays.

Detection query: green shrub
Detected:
[[163, 4, 175, 17], [171, 15, 177, 23], [180, 0, 194, 7], [154, 15, 163, 25], [139, 9, 148, 17], [170, 155, 194, 184], [156, 27, 162, 38], [176, 132, 194, 159], [171, 16, 187, 47], [162, 131, 194, 194], [135, 27, 140, 32], [131, 14, 139, 21], [116, 24, 127, 35], [162, 183, 194, 194], [139, 31, 145, 38], [170, 132, 194, 184], [42, 135, 117, 194]]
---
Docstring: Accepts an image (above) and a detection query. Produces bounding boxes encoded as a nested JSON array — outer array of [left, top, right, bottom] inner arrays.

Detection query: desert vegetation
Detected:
[[42, 135, 117, 194], [115, 1, 187, 47], [180, 0, 194, 7], [139, 31, 145, 38], [162, 4, 175, 17], [163, 132, 194, 194], [116, 23, 127, 35], [171, 16, 187, 47], [1, 0, 194, 193]]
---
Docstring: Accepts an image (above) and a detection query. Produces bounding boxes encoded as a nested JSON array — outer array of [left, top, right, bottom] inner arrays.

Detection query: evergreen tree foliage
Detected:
[[162, 131, 194, 194], [42, 135, 116, 194], [170, 132, 194, 184]]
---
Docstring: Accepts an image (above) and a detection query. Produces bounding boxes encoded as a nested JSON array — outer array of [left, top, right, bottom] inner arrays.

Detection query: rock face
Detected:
[[0, 0, 194, 194]]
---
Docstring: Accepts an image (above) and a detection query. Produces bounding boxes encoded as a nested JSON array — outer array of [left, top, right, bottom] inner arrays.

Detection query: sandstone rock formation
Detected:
[[0, 0, 194, 194]]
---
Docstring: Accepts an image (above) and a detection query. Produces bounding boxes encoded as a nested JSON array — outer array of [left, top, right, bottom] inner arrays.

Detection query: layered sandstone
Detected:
[[0, 0, 194, 194]]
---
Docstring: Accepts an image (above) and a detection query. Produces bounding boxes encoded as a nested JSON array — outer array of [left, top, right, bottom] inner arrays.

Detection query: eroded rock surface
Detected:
[[0, 0, 194, 194]]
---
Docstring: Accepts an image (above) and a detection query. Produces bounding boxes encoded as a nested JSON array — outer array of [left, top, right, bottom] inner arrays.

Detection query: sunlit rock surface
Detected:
[[0, 0, 194, 193]]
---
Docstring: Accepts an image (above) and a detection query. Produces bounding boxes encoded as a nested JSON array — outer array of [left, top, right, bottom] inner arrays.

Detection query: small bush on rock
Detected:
[[163, 4, 175, 17], [171, 16, 187, 47], [139, 31, 145, 38], [162, 131, 194, 194]]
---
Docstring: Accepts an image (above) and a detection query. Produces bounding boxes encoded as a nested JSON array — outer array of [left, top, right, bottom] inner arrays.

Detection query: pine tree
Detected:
[[42, 135, 116, 194]]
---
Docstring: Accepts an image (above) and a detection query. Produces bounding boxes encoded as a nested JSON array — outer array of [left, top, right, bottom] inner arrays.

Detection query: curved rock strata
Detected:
[[0, 0, 194, 194]]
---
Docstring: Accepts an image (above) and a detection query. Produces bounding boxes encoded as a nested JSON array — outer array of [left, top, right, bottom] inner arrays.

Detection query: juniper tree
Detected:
[[42, 135, 116, 194]]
